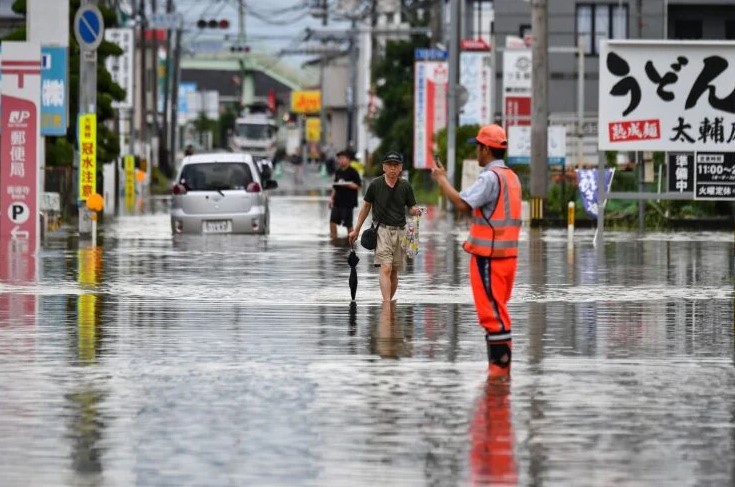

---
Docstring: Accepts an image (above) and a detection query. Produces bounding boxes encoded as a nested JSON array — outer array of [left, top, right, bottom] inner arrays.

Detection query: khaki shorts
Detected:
[[375, 225, 405, 270]]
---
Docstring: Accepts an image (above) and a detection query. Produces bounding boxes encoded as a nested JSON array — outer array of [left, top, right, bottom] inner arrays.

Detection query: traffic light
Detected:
[[230, 45, 250, 53], [197, 18, 230, 29]]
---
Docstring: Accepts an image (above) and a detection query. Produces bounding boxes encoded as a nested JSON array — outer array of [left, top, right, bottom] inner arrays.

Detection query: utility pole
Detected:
[[75, 0, 103, 235], [347, 16, 358, 150], [238, 0, 246, 44], [170, 25, 182, 169], [150, 0, 160, 177], [319, 0, 327, 155], [129, 0, 137, 158], [430, 0, 444, 44], [139, 0, 147, 155], [159, 0, 174, 177], [446, 0, 460, 191], [530, 0, 548, 223], [236, 0, 247, 111]]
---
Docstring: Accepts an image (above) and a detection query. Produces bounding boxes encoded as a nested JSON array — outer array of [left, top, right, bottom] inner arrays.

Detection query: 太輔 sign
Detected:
[[599, 40, 735, 151]]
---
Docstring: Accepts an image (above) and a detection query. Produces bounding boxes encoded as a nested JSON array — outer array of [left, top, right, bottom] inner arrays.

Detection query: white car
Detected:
[[170, 152, 278, 235]]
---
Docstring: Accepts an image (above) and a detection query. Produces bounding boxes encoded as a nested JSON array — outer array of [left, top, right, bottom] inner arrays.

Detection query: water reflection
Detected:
[[349, 301, 357, 336], [470, 379, 517, 486], [526, 228, 546, 365], [370, 301, 413, 359], [0, 241, 37, 329], [65, 386, 106, 480], [77, 246, 103, 364], [1, 195, 734, 486]]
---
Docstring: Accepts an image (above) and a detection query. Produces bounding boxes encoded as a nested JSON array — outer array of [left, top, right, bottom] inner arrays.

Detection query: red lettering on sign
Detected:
[[608, 119, 661, 142]]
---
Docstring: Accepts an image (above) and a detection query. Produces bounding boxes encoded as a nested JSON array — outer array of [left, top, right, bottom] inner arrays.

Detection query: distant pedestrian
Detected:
[[184, 144, 195, 156], [329, 149, 362, 239], [349, 151, 422, 302], [291, 152, 304, 185], [323, 142, 337, 174], [431, 124, 522, 378]]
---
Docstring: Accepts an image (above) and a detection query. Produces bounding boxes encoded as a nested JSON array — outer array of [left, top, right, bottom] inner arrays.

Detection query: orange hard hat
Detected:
[[469, 124, 507, 149]]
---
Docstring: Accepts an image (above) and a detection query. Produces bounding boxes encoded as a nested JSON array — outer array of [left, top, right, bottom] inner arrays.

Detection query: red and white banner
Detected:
[[414, 61, 448, 169], [0, 42, 41, 254], [503, 49, 532, 127], [504, 95, 531, 127]]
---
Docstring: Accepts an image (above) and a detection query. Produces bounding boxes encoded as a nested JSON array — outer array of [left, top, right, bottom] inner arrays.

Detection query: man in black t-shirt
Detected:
[[349, 151, 422, 302], [329, 150, 362, 239]]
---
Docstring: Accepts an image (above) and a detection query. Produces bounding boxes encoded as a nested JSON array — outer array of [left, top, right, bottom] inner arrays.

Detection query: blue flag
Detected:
[[576, 168, 615, 219]]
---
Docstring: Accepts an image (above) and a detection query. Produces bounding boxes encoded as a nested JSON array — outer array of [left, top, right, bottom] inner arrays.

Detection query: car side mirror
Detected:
[[264, 180, 278, 190]]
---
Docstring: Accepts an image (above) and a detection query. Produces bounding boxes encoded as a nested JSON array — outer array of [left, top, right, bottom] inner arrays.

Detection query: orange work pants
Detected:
[[469, 255, 516, 341]]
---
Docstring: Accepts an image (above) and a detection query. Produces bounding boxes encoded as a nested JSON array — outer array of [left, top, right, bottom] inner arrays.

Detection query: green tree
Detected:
[[371, 36, 429, 169], [7, 0, 125, 166]]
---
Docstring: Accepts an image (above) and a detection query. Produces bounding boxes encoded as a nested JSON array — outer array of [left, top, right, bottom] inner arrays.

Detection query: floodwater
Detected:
[[1, 190, 734, 486]]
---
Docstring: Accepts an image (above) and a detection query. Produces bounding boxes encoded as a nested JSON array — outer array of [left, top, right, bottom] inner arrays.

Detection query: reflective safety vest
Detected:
[[463, 166, 522, 258]]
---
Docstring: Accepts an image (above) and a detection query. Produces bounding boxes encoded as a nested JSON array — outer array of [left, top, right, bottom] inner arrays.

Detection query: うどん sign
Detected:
[[599, 40, 735, 152]]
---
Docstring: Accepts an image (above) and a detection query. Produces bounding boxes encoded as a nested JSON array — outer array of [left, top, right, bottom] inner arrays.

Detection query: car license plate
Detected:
[[203, 220, 232, 233]]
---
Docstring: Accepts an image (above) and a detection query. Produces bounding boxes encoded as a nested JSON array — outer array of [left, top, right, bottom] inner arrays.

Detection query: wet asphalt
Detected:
[[1, 164, 734, 486]]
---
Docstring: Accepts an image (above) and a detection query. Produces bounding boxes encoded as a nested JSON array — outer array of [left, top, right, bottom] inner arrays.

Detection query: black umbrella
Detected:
[[348, 245, 360, 301]]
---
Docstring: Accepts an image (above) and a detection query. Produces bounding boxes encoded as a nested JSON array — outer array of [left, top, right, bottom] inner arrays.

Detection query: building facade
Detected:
[[459, 0, 733, 164], [486, 0, 735, 117]]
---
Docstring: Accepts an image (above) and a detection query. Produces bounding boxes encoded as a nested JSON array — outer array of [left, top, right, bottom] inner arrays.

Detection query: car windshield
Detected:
[[235, 123, 274, 139], [179, 162, 254, 191]]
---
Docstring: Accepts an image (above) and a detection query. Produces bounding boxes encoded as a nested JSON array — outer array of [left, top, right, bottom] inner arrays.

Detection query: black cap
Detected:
[[382, 151, 403, 164]]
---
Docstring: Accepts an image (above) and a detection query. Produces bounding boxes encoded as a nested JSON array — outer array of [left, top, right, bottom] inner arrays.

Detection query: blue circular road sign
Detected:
[[74, 5, 104, 50]]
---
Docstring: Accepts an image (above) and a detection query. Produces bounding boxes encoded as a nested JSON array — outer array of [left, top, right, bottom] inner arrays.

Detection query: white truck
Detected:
[[230, 112, 279, 162]]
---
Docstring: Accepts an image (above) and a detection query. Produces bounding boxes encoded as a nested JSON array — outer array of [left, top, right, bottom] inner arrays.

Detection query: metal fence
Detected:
[[44, 166, 76, 221]]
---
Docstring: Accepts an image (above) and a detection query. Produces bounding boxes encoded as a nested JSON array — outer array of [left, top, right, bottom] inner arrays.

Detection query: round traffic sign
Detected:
[[74, 5, 104, 51]]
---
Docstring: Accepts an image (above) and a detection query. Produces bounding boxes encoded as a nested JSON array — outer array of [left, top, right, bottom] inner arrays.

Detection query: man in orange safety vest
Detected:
[[431, 124, 522, 377]]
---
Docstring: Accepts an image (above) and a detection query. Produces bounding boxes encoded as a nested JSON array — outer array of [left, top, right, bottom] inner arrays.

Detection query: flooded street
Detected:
[[1, 190, 734, 486]]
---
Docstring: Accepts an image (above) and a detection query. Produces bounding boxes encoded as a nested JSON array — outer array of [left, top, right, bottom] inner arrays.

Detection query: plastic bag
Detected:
[[401, 215, 420, 258]]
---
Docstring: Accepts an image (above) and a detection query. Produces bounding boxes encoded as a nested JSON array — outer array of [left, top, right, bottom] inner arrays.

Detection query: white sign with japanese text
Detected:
[[459, 51, 492, 126], [694, 152, 735, 200], [599, 40, 735, 151], [104, 28, 135, 109], [503, 49, 532, 92], [507, 125, 567, 165], [667, 152, 694, 193]]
